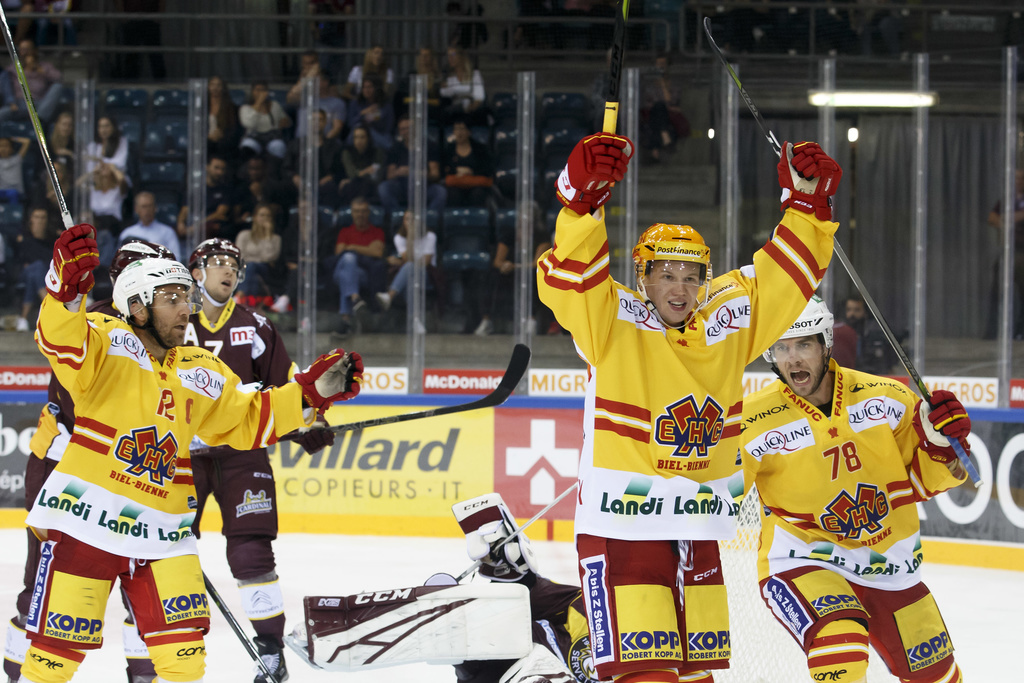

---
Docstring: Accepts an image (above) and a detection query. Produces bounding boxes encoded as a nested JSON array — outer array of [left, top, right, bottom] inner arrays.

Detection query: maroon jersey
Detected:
[[184, 299, 295, 455]]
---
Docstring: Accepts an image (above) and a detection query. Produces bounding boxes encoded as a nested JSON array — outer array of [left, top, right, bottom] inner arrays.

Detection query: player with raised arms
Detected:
[[740, 296, 968, 683], [20, 224, 362, 683], [536, 133, 842, 683]]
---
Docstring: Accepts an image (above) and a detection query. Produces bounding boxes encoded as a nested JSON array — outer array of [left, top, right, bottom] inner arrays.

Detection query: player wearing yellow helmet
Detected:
[[538, 135, 843, 683]]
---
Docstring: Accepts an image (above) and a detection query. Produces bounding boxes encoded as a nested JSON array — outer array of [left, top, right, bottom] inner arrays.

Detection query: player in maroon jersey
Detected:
[[185, 237, 334, 683]]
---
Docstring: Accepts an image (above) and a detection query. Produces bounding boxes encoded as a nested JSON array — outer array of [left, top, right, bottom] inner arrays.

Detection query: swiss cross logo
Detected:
[[114, 427, 179, 486], [494, 409, 581, 524], [819, 484, 889, 540], [654, 396, 724, 458]]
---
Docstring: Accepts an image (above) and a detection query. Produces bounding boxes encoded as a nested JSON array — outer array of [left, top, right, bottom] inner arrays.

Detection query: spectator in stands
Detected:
[[31, 0, 77, 48], [446, 0, 487, 50], [240, 81, 292, 160], [471, 201, 552, 336], [235, 202, 283, 303], [831, 315, 858, 368], [276, 196, 338, 314], [207, 75, 241, 160], [119, 191, 182, 260], [442, 115, 494, 208], [439, 46, 486, 126], [309, 0, 354, 78], [285, 109, 343, 208], [25, 159, 70, 227], [176, 153, 234, 240], [640, 53, 689, 163], [47, 109, 73, 167], [12, 205, 55, 331], [0, 38, 64, 124], [288, 50, 346, 140], [376, 209, 438, 322], [394, 46, 442, 119], [843, 295, 898, 373], [338, 124, 384, 207], [85, 115, 129, 175], [0, 136, 31, 203], [78, 158, 130, 266], [235, 155, 292, 227], [332, 195, 387, 333], [986, 168, 1024, 339], [342, 45, 394, 101], [346, 75, 394, 151], [378, 114, 446, 217]]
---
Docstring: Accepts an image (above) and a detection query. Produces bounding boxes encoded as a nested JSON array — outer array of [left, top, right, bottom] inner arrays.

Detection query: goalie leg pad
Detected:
[[498, 642, 575, 683], [293, 582, 533, 671], [807, 620, 868, 683]]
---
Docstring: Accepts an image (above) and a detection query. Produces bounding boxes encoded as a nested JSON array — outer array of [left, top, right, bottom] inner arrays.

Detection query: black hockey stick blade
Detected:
[[603, 0, 631, 133], [703, 17, 982, 486], [326, 344, 531, 434]]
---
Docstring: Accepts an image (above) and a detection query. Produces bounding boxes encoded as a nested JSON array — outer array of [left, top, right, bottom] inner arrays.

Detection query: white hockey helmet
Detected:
[[113, 257, 199, 320], [763, 295, 834, 364]]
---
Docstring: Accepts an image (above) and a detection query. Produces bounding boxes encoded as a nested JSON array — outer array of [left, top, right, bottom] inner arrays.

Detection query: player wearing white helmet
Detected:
[[741, 297, 969, 683], [24, 224, 363, 683], [538, 132, 843, 683]]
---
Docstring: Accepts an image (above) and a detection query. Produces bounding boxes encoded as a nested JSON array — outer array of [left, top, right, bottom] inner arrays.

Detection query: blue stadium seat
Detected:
[[230, 89, 247, 107], [155, 202, 178, 227], [443, 207, 490, 236], [494, 208, 516, 233], [0, 202, 23, 230], [151, 89, 189, 113], [540, 92, 591, 127], [0, 120, 35, 139], [117, 115, 144, 146], [493, 122, 519, 158], [491, 92, 517, 125], [390, 209, 440, 232], [336, 205, 385, 229], [143, 119, 188, 160], [140, 161, 185, 187], [104, 88, 148, 113], [541, 125, 588, 161]]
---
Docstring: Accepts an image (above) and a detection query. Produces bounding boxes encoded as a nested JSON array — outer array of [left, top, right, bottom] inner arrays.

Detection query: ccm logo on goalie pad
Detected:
[[353, 588, 413, 605]]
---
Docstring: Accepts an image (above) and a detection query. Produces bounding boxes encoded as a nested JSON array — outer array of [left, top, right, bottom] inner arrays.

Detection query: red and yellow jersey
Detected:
[[28, 295, 311, 559], [740, 360, 966, 590], [536, 206, 836, 541], [183, 298, 297, 455]]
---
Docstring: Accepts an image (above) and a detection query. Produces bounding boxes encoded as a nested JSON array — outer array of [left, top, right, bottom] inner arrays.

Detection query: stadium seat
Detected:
[[0, 120, 35, 139], [494, 162, 519, 201], [117, 115, 144, 146], [151, 89, 189, 113], [390, 209, 440, 232], [541, 125, 588, 162], [139, 162, 185, 198], [336, 205, 385, 229], [494, 208, 516, 234], [103, 88, 148, 114], [493, 122, 518, 158], [491, 92, 517, 125], [143, 119, 188, 160], [155, 202, 178, 227], [0, 202, 23, 232], [540, 92, 591, 128], [441, 207, 491, 271]]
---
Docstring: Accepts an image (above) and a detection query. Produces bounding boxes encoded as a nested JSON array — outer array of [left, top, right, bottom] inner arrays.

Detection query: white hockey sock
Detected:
[[122, 620, 150, 661], [238, 578, 285, 623], [4, 618, 29, 671]]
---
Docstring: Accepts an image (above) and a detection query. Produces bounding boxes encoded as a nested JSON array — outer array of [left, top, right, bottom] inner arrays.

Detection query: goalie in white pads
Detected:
[[740, 296, 968, 683], [286, 493, 597, 683]]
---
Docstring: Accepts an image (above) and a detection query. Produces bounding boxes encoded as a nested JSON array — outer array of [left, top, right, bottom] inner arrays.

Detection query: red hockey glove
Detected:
[[294, 426, 335, 455], [555, 133, 634, 216], [915, 390, 971, 464], [45, 224, 99, 303], [294, 349, 364, 412], [777, 141, 842, 221]]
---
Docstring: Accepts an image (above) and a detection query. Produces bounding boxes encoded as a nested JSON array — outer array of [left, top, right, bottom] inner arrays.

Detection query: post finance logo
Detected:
[[114, 427, 179, 486], [819, 484, 889, 540], [654, 396, 724, 458]]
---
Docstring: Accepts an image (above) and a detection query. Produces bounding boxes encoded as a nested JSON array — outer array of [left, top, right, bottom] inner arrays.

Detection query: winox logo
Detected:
[[704, 297, 751, 345], [654, 396, 724, 458], [162, 593, 209, 622], [114, 426, 179, 486], [820, 483, 889, 540], [906, 632, 951, 671]]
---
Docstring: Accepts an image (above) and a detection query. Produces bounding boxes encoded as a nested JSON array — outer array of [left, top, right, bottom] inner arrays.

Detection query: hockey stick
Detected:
[[454, 481, 578, 583], [0, 5, 72, 229], [203, 572, 279, 683], [324, 343, 531, 434], [602, 0, 632, 133], [703, 17, 982, 486]]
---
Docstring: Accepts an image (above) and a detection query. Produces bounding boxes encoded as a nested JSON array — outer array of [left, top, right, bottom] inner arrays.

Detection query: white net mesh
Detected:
[[716, 488, 897, 682]]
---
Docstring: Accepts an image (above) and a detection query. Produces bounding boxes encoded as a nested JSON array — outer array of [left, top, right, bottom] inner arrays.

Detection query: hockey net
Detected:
[[717, 487, 896, 682]]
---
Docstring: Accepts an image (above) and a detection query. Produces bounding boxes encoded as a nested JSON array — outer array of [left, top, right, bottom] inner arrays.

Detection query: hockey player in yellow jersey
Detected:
[[24, 224, 363, 683], [741, 296, 969, 683], [537, 132, 842, 683]]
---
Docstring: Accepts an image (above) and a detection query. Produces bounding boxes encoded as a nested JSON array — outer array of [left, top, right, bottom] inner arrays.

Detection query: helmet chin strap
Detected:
[[195, 269, 230, 308], [636, 278, 692, 331]]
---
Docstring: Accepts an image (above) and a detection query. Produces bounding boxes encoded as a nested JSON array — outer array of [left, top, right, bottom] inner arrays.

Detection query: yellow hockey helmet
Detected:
[[633, 223, 713, 326]]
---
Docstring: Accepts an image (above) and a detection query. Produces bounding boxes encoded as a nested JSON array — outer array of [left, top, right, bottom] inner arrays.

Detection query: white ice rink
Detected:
[[1, 530, 1019, 682]]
